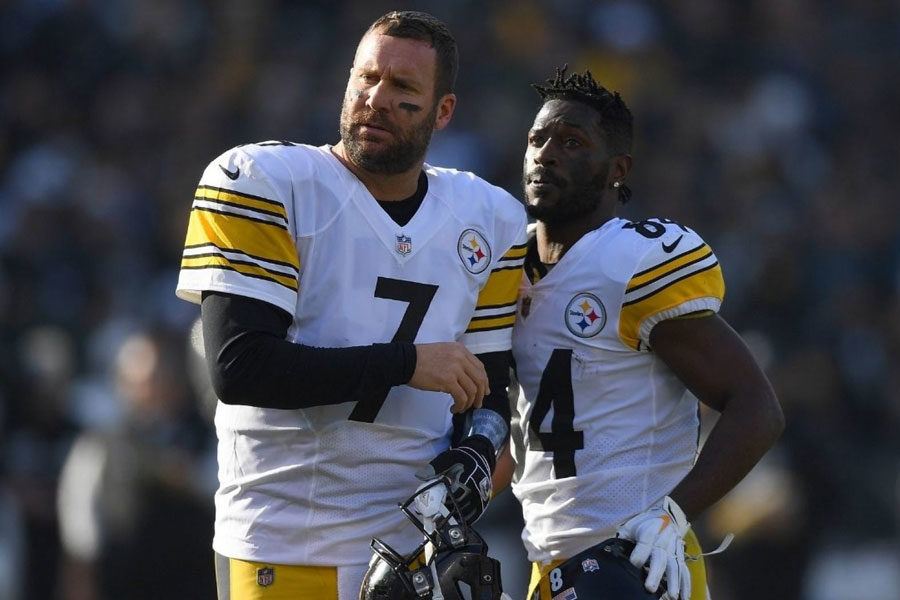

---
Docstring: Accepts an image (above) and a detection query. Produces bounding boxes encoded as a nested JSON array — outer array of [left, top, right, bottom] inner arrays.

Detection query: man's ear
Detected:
[[612, 154, 633, 181], [433, 93, 457, 131]]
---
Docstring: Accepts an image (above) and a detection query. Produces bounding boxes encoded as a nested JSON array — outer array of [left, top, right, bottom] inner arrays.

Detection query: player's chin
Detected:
[[525, 187, 560, 209], [347, 138, 393, 163], [526, 197, 574, 223], [351, 134, 392, 153]]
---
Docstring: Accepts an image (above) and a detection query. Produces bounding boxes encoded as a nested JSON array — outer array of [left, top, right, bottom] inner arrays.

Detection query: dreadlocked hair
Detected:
[[533, 66, 634, 204]]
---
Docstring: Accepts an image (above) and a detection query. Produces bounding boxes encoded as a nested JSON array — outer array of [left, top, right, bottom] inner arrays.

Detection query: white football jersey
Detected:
[[509, 217, 725, 564], [176, 142, 527, 566]]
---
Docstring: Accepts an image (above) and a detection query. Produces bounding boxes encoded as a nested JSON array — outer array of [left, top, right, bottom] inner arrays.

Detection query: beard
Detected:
[[339, 99, 436, 175], [522, 168, 609, 225]]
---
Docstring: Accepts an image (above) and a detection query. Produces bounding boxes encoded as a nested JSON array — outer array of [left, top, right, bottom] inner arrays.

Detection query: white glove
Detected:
[[616, 496, 691, 600]]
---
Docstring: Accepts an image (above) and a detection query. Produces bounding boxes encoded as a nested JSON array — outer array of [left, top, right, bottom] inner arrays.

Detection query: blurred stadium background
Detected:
[[1, 1, 899, 599]]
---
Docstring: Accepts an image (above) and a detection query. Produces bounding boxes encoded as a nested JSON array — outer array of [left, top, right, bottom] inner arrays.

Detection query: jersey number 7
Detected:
[[348, 277, 438, 422], [528, 349, 584, 478]]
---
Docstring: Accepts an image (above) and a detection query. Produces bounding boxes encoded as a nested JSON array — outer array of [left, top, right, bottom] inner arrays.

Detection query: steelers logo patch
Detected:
[[565, 293, 607, 338], [458, 229, 491, 274]]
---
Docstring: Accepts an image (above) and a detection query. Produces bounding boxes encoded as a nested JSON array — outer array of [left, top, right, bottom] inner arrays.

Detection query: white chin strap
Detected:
[[428, 560, 445, 600], [686, 533, 735, 562]]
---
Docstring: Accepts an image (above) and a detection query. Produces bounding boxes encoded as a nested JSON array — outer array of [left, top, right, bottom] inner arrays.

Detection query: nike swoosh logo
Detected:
[[662, 234, 684, 253], [219, 164, 240, 180], [658, 514, 672, 533]]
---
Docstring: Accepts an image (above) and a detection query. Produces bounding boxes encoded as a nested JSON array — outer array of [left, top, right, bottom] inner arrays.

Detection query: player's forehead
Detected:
[[531, 98, 602, 134], [352, 30, 438, 86]]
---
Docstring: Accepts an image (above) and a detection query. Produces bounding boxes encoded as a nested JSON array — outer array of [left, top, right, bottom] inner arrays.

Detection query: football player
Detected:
[[496, 67, 784, 600], [176, 11, 526, 600]]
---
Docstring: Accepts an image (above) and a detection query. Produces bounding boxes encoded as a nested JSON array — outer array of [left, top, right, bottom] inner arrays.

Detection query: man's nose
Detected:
[[532, 141, 557, 165], [365, 81, 390, 112]]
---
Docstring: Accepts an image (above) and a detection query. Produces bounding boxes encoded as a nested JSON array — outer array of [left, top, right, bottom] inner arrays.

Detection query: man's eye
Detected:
[[565, 138, 582, 148]]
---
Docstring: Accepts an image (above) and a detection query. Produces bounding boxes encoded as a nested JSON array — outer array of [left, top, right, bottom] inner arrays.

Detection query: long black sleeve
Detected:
[[200, 291, 417, 409], [477, 350, 512, 424]]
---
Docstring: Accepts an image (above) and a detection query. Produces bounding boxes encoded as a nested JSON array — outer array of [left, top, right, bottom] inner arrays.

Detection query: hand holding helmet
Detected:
[[415, 435, 494, 524], [616, 496, 691, 600]]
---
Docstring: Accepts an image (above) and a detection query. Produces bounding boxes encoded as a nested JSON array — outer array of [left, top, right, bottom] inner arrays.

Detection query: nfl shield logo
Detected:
[[582, 558, 599, 572], [396, 234, 412, 255], [257, 566, 274, 587]]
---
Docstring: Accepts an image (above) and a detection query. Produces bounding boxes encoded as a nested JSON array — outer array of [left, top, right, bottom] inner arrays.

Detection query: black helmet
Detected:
[[537, 538, 666, 600], [360, 478, 504, 600]]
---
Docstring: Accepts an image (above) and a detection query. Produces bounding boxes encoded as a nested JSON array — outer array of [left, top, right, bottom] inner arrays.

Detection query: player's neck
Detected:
[[536, 210, 615, 263], [331, 142, 424, 201]]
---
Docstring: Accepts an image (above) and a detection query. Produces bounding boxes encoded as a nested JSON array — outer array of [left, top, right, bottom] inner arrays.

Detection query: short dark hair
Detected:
[[367, 11, 458, 97], [534, 66, 634, 202], [534, 66, 633, 155]]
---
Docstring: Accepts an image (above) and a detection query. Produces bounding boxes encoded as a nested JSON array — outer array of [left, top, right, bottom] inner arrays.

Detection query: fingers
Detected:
[[450, 491, 474, 521], [619, 508, 691, 599], [664, 556, 680, 599], [409, 343, 489, 411], [681, 579, 691, 599], [450, 349, 488, 410], [629, 540, 652, 569], [643, 548, 666, 594], [679, 560, 691, 600], [447, 381, 473, 413]]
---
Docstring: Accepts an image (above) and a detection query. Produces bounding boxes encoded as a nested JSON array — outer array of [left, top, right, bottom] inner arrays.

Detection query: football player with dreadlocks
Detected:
[[496, 67, 784, 600]]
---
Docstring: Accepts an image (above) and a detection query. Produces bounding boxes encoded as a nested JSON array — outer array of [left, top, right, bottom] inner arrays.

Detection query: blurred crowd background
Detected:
[[1, 1, 899, 599]]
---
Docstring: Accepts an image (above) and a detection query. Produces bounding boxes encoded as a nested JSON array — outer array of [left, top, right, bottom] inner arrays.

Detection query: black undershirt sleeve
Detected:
[[200, 291, 417, 409], [476, 351, 512, 425]]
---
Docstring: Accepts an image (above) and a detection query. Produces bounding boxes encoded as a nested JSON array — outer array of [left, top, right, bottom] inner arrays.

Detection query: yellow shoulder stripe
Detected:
[[475, 265, 522, 308], [500, 243, 528, 260], [180, 255, 299, 291], [184, 208, 299, 270], [195, 185, 288, 222], [627, 243, 710, 292], [619, 264, 724, 349], [465, 313, 516, 333]]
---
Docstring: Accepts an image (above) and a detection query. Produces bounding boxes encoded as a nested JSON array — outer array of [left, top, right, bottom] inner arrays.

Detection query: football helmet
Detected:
[[359, 478, 504, 600], [535, 538, 666, 600]]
